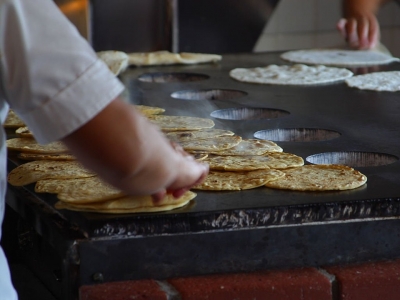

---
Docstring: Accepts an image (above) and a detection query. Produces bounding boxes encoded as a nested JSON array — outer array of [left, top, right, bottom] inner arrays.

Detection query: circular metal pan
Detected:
[[254, 128, 340, 142], [211, 107, 289, 121], [306, 151, 399, 167], [138, 72, 209, 83], [171, 89, 247, 101]]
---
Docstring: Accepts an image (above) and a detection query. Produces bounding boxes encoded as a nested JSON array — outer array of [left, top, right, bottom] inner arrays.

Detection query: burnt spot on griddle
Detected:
[[138, 72, 209, 83], [306, 151, 398, 167], [254, 128, 340, 142], [210, 107, 289, 120], [171, 89, 247, 101]]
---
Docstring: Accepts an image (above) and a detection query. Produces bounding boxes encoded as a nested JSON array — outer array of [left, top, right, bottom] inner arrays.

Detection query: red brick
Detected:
[[326, 259, 400, 300], [168, 268, 332, 300], [79, 280, 167, 300]]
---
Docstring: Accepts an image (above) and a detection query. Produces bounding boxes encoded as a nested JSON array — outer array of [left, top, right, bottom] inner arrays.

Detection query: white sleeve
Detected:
[[0, 0, 125, 144]]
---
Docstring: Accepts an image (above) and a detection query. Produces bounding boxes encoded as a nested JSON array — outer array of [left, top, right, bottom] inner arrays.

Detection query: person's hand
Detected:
[[337, 13, 380, 50], [150, 140, 209, 204], [62, 98, 209, 204]]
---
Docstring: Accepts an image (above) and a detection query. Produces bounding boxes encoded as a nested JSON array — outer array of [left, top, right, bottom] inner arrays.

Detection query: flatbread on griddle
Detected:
[[230, 64, 353, 85], [15, 126, 34, 138], [7, 160, 95, 186], [205, 152, 304, 171], [345, 71, 400, 92], [3, 110, 24, 128], [7, 138, 69, 154], [148, 115, 215, 131], [179, 52, 222, 64], [166, 129, 234, 143], [265, 164, 367, 191], [127, 51, 221, 66], [54, 191, 197, 214], [280, 49, 399, 67], [210, 139, 283, 156], [18, 153, 76, 161], [192, 152, 208, 161], [35, 177, 125, 203], [193, 169, 285, 191], [97, 50, 129, 76], [178, 135, 242, 151], [134, 105, 165, 116]]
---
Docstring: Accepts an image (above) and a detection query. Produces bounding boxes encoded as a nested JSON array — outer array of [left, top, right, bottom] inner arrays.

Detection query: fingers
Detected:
[[336, 18, 347, 37], [337, 15, 380, 50], [151, 160, 208, 204]]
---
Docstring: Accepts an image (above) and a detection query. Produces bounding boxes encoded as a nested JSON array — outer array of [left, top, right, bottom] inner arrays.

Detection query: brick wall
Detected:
[[79, 259, 400, 300]]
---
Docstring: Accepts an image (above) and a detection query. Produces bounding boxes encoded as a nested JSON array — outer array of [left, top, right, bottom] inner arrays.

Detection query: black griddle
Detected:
[[6, 51, 400, 300]]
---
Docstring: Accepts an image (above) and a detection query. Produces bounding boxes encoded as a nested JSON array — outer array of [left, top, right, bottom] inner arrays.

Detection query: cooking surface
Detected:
[[6, 51, 400, 287], [8, 51, 400, 235]]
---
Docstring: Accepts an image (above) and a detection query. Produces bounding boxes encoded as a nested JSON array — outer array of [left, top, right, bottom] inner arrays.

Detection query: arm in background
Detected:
[[337, 0, 392, 49]]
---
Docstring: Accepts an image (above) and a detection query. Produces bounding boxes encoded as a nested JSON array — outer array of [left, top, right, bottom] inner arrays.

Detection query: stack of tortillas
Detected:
[[5, 106, 199, 214], [7, 160, 196, 214]]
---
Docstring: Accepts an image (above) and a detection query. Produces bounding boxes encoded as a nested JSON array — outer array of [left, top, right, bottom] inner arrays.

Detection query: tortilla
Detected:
[[148, 115, 215, 131], [192, 152, 208, 161], [18, 153, 76, 161], [134, 105, 165, 116], [280, 49, 399, 67], [345, 71, 400, 92], [166, 128, 234, 143], [265, 164, 367, 191], [230, 64, 353, 85], [178, 135, 242, 151], [3, 110, 24, 128], [193, 169, 285, 191], [97, 50, 129, 76], [7, 160, 96, 186], [210, 139, 283, 156], [205, 152, 304, 171], [54, 191, 196, 214], [127, 50, 222, 66], [15, 126, 34, 138], [35, 176, 125, 203], [7, 138, 69, 154]]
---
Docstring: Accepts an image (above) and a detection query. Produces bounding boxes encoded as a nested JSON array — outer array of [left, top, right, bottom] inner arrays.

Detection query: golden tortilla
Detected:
[[148, 115, 215, 131], [205, 152, 304, 171], [210, 139, 283, 156], [134, 105, 165, 116], [166, 129, 234, 143], [4, 110, 25, 128], [18, 153, 76, 161], [193, 169, 284, 191], [178, 135, 242, 151], [55, 191, 197, 214], [35, 177, 125, 203], [7, 138, 69, 154], [265, 164, 367, 191], [8, 160, 95, 186], [15, 126, 34, 138]]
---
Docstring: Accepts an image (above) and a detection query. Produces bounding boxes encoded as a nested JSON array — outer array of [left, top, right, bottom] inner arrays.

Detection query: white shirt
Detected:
[[0, 0, 125, 298]]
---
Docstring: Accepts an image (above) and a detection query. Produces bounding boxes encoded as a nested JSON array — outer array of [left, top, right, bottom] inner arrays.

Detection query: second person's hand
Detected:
[[337, 13, 380, 50]]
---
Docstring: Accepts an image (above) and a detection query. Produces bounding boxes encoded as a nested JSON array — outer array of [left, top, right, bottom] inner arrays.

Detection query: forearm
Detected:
[[62, 98, 206, 197]]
